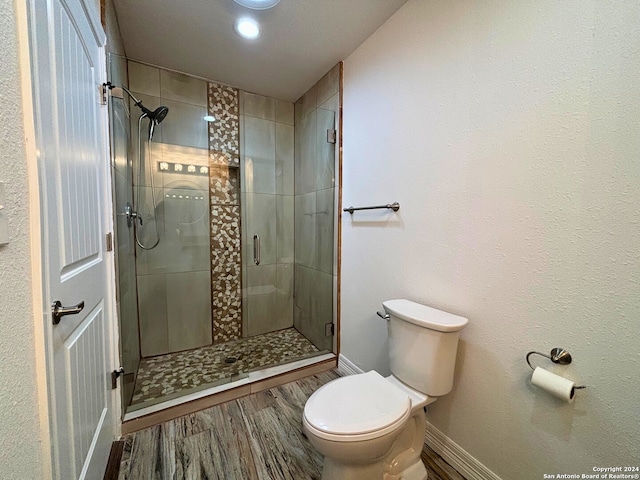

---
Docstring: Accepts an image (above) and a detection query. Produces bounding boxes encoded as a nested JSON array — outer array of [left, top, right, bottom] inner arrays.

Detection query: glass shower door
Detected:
[[293, 105, 336, 353], [108, 53, 140, 409], [239, 92, 335, 368], [241, 97, 296, 340]]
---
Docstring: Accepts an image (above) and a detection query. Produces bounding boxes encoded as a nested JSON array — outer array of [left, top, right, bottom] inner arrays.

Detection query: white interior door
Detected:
[[27, 0, 115, 478]]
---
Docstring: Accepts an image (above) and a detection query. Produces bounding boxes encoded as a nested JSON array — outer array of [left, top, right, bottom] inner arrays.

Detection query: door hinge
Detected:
[[106, 232, 113, 252], [327, 129, 336, 144], [111, 367, 125, 389], [325, 322, 335, 336], [100, 83, 109, 105]]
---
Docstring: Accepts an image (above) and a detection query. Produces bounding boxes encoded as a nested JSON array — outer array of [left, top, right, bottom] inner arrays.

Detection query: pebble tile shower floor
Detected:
[[130, 328, 321, 408]]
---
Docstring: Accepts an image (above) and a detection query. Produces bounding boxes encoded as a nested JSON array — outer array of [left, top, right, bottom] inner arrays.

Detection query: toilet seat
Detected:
[[303, 371, 411, 442]]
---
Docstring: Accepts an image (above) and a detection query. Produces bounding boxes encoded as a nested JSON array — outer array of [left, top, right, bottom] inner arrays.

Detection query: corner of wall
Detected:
[[337, 353, 364, 376]]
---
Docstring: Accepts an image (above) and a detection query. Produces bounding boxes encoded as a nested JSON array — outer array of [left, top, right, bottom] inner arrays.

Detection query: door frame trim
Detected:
[[16, 0, 53, 476]]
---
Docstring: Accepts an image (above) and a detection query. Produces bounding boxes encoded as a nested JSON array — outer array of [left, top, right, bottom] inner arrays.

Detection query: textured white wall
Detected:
[[342, 0, 640, 478], [0, 0, 44, 478]]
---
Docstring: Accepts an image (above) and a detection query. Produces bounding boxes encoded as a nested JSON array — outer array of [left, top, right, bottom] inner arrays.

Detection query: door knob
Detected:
[[51, 300, 85, 325]]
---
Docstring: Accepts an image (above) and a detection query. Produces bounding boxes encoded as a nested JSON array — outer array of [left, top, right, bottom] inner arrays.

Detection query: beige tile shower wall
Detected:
[[240, 92, 295, 337], [207, 83, 243, 342], [293, 64, 340, 351], [128, 61, 213, 357]]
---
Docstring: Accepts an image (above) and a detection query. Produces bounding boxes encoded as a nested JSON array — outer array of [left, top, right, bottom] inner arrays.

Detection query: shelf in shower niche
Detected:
[[209, 164, 240, 170]]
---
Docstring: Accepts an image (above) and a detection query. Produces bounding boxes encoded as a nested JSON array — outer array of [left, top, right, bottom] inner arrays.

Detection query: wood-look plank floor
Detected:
[[117, 370, 467, 480]]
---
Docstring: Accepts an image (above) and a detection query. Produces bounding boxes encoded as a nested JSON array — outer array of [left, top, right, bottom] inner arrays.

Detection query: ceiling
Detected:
[[112, 0, 408, 102]]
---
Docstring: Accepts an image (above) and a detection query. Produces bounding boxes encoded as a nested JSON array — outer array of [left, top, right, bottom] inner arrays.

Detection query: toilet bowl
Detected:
[[303, 371, 434, 480], [303, 299, 468, 480]]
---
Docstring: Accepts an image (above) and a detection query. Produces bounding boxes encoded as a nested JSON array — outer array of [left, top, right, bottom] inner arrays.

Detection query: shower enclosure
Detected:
[[108, 55, 340, 415]]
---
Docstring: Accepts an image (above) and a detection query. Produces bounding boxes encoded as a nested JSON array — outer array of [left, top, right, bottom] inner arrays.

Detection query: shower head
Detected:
[[145, 106, 169, 141], [121, 86, 169, 140], [149, 105, 169, 125], [146, 113, 164, 141]]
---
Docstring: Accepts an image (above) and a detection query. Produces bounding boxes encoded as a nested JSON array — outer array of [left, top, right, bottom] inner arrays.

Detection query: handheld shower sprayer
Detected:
[[121, 86, 169, 141]]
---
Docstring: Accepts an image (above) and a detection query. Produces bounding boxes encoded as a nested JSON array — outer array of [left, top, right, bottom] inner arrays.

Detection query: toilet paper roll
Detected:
[[531, 367, 575, 403]]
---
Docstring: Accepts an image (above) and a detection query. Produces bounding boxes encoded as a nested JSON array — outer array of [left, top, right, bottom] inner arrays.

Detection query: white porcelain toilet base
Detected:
[[384, 460, 428, 480], [382, 406, 428, 480], [304, 413, 405, 480], [321, 448, 427, 480], [323, 458, 393, 480], [304, 405, 430, 480]]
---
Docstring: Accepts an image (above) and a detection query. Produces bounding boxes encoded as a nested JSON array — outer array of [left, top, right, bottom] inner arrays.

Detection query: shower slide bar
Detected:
[[343, 202, 400, 215]]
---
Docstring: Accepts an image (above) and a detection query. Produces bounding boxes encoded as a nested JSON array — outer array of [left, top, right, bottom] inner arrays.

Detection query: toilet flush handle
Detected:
[[376, 311, 390, 321]]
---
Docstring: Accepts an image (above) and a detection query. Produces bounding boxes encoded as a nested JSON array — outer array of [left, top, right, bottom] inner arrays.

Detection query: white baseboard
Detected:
[[338, 353, 364, 376], [424, 421, 501, 480], [337, 355, 500, 480]]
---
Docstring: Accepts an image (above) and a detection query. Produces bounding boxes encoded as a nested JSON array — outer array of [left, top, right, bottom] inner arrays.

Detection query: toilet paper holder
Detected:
[[526, 348, 586, 389]]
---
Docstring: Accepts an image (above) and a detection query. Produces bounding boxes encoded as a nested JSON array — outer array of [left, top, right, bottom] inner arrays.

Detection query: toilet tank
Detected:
[[383, 299, 468, 396]]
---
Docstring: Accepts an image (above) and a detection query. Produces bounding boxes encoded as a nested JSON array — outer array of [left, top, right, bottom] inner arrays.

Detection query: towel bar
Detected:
[[343, 202, 400, 214]]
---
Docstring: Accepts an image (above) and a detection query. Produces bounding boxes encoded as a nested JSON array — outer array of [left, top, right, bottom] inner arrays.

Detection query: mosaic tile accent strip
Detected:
[[130, 328, 321, 407], [210, 205, 242, 342], [209, 165, 240, 206], [208, 82, 242, 342], [207, 83, 239, 167], [212, 275, 242, 342]]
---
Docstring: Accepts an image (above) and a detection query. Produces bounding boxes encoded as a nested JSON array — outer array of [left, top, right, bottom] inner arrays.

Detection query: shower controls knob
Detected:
[[131, 211, 142, 225], [123, 203, 143, 227]]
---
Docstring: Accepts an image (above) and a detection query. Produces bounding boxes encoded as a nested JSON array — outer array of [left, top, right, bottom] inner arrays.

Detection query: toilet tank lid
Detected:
[[382, 299, 468, 332]]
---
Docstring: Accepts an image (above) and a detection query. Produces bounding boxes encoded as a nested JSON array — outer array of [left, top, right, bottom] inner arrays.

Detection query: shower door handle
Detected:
[[253, 234, 260, 265]]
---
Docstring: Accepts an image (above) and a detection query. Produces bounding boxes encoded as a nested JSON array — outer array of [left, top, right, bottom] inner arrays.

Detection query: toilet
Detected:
[[303, 299, 468, 480]]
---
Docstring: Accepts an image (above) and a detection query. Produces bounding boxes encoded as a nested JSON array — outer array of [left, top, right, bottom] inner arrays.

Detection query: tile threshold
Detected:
[[123, 352, 336, 422]]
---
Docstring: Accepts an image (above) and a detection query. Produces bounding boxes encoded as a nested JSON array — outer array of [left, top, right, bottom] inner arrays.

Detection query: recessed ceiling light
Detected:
[[233, 0, 280, 10], [203, 115, 216, 122], [234, 18, 260, 39]]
